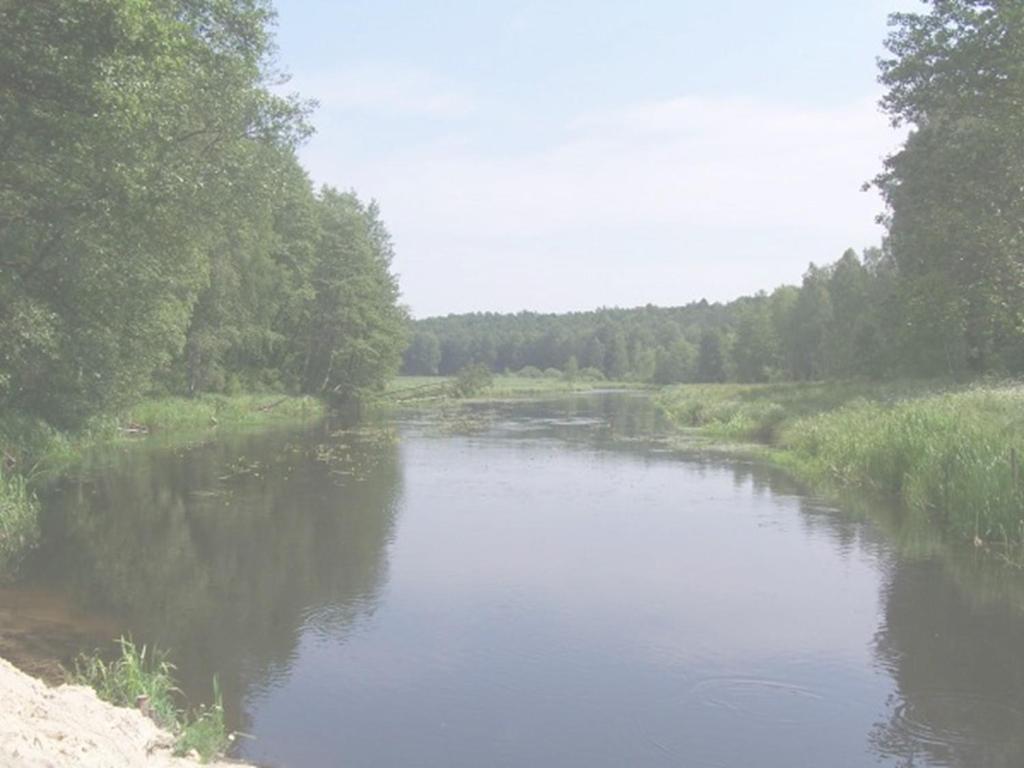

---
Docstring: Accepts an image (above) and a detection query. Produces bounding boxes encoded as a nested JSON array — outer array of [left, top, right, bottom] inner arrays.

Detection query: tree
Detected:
[[563, 355, 579, 382], [404, 332, 442, 375], [605, 332, 630, 380], [788, 265, 833, 380], [653, 339, 695, 384], [876, 0, 1024, 375], [696, 330, 726, 383], [451, 364, 493, 398], [0, 0, 309, 426], [298, 189, 407, 403], [732, 297, 777, 382]]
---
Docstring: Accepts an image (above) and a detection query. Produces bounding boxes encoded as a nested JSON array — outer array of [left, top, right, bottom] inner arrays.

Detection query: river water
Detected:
[[4, 392, 1024, 767]]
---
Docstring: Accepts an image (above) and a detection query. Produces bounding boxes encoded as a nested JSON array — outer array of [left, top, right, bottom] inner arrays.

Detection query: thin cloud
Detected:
[[292, 63, 473, 118], [300, 94, 905, 316]]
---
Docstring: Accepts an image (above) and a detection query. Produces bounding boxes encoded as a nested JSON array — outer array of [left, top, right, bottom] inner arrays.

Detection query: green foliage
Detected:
[[75, 637, 230, 762], [660, 379, 1024, 544], [563, 355, 580, 382], [75, 637, 179, 730], [0, 467, 39, 580], [450, 364, 494, 398], [404, 331, 442, 376], [126, 395, 323, 433], [298, 190, 408, 404], [780, 387, 1024, 543], [873, 0, 1024, 376]]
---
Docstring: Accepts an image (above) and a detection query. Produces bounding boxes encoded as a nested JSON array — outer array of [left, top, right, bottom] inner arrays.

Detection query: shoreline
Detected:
[[0, 656, 253, 768]]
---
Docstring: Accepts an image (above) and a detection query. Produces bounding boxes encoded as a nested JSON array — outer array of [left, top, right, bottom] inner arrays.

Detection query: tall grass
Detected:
[[384, 374, 638, 406], [655, 380, 954, 442], [0, 467, 39, 579], [126, 394, 323, 433], [658, 380, 1024, 544], [75, 637, 230, 762], [779, 387, 1024, 543]]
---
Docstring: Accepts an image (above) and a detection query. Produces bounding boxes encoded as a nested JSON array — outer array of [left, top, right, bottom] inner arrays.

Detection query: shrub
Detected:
[[450, 364, 494, 397]]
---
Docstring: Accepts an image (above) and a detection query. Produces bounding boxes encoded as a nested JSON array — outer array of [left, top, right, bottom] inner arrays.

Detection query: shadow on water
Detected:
[[11, 417, 402, 735], [4, 392, 1024, 767]]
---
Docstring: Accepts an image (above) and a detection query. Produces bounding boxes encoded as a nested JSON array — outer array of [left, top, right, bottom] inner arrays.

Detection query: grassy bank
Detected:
[[657, 381, 1024, 545], [383, 374, 639, 406], [0, 393, 324, 578], [75, 637, 229, 762], [0, 393, 324, 474]]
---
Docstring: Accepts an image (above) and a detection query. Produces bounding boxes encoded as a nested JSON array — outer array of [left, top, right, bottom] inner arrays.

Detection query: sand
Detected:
[[0, 657, 252, 768]]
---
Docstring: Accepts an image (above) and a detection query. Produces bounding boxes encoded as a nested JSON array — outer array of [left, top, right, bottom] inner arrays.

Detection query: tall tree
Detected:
[[0, 0, 309, 426], [876, 0, 1024, 375]]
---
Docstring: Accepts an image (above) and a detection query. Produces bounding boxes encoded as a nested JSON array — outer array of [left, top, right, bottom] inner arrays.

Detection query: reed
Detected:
[[75, 637, 231, 762]]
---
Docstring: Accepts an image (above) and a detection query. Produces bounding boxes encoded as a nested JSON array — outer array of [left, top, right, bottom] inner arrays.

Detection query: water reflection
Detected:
[[23, 421, 401, 732], [4, 393, 1024, 767]]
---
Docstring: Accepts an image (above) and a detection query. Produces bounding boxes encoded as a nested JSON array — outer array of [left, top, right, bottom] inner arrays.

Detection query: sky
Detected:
[[272, 0, 921, 318]]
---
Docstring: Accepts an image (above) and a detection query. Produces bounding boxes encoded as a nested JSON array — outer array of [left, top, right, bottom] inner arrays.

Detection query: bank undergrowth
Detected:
[[658, 381, 1024, 545], [74, 637, 230, 762], [0, 392, 324, 578], [0, 468, 39, 580], [383, 374, 638, 406]]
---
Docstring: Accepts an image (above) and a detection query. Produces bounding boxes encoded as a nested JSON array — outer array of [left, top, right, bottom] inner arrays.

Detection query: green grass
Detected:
[[383, 374, 638, 406], [658, 380, 1024, 545], [0, 467, 40, 580], [777, 387, 1024, 544], [655, 380, 961, 442], [74, 637, 230, 762], [0, 394, 324, 475], [125, 394, 323, 433]]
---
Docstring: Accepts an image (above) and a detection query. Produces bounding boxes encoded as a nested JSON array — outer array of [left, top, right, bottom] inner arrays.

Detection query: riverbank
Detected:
[[657, 380, 1024, 546], [0, 656, 250, 768], [0, 393, 324, 580], [382, 374, 640, 406]]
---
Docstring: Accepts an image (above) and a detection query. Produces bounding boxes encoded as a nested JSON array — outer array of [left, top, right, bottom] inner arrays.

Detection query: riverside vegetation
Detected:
[[74, 637, 229, 762], [658, 381, 1024, 549], [0, 0, 405, 585], [397, 2, 1024, 546], [3, 0, 1024, 761]]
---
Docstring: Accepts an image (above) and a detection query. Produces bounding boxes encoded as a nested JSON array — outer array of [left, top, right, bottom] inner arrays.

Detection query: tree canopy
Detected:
[[0, 0, 406, 428]]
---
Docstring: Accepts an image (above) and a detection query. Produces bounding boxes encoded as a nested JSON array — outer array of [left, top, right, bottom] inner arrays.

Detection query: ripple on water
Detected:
[[878, 691, 1024, 761], [689, 676, 825, 725]]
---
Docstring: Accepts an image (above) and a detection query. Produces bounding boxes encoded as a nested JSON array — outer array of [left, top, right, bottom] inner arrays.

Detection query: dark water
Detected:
[[6, 393, 1024, 767]]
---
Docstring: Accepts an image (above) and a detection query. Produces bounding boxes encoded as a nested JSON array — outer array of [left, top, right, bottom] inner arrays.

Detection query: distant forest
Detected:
[[406, 2, 1024, 385]]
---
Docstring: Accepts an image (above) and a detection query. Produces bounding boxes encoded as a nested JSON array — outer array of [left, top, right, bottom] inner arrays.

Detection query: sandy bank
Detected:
[[0, 657, 251, 767]]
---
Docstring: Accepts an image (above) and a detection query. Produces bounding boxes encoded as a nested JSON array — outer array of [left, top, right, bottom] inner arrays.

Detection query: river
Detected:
[[3, 392, 1024, 767]]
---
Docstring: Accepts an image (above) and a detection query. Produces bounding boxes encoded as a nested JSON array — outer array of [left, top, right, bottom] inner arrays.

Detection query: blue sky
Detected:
[[273, 0, 919, 317]]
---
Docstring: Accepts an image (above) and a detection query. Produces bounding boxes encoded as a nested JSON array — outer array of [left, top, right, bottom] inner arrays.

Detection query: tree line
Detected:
[[405, 1, 1024, 386], [0, 0, 406, 431]]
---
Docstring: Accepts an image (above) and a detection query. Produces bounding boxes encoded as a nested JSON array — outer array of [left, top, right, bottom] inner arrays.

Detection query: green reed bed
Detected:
[[126, 394, 324, 433], [778, 387, 1024, 544], [75, 637, 230, 763], [655, 380, 950, 442], [657, 380, 1024, 544]]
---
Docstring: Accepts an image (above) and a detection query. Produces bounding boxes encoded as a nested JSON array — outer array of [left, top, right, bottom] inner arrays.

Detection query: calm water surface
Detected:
[[5, 393, 1024, 767]]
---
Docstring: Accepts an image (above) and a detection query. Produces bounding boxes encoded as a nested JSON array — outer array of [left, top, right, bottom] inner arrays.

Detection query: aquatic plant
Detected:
[[779, 387, 1024, 543], [659, 380, 1024, 544]]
